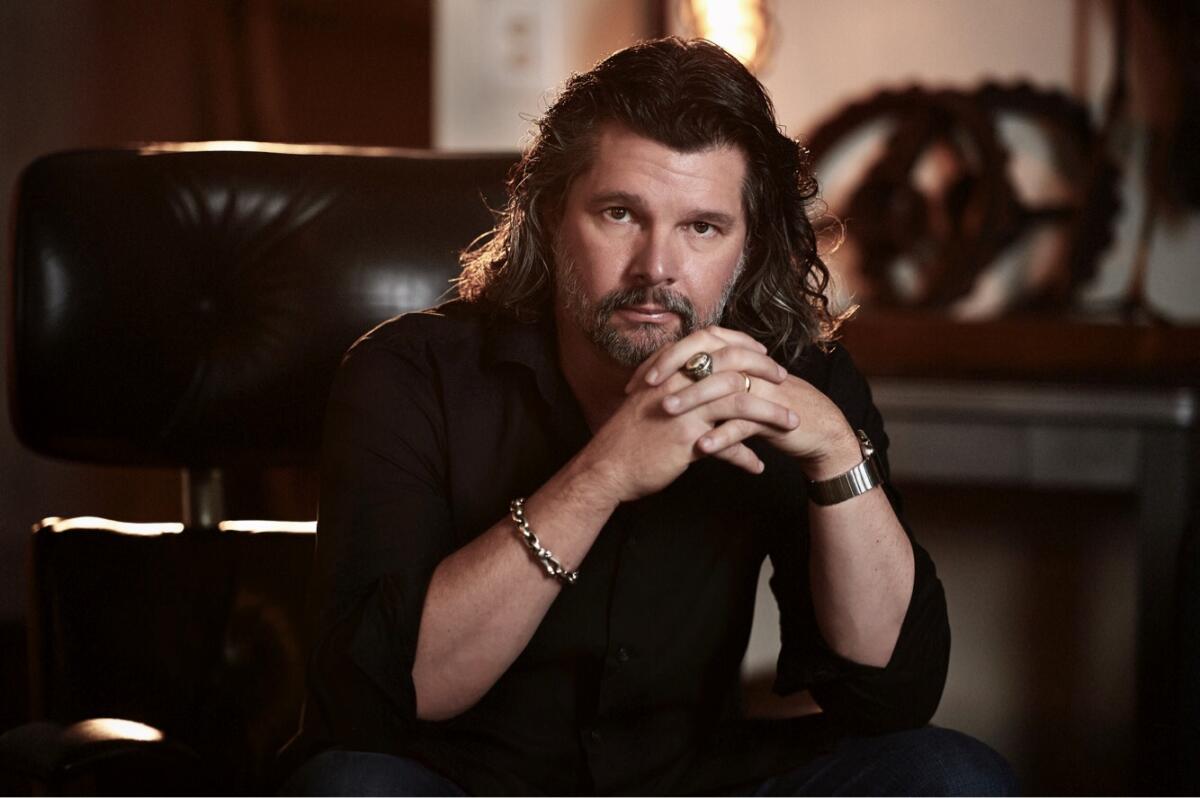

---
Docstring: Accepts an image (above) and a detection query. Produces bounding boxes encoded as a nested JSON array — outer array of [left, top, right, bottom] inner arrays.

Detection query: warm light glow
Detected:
[[217, 520, 317, 534], [75, 718, 164, 743], [682, 0, 772, 73], [137, 141, 516, 160], [37, 516, 319, 534], [37, 517, 183, 536], [136, 141, 465, 158], [139, 140, 389, 155]]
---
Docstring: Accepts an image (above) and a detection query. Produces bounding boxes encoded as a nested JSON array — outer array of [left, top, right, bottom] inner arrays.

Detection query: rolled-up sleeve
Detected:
[[305, 330, 452, 747], [768, 345, 951, 734]]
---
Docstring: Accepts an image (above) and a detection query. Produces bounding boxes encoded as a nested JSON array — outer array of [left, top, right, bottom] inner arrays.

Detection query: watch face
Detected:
[[855, 429, 875, 457]]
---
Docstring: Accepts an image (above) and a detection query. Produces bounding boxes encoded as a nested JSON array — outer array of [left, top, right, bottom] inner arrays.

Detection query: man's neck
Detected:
[[556, 321, 634, 432]]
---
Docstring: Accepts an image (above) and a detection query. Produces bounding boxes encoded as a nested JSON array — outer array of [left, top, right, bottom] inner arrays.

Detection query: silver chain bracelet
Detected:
[[509, 498, 579, 586]]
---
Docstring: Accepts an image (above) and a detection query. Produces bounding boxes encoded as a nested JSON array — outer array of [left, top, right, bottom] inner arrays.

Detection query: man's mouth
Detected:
[[617, 305, 677, 323]]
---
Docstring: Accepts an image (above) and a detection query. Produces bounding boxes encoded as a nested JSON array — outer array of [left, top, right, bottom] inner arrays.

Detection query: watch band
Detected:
[[808, 429, 883, 506]]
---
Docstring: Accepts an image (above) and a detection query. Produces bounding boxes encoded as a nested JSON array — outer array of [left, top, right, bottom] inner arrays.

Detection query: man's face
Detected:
[[553, 124, 749, 367]]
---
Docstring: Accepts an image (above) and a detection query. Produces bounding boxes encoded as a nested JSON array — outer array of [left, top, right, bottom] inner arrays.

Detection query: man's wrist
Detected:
[[558, 448, 626, 515], [808, 430, 884, 506], [802, 425, 865, 482]]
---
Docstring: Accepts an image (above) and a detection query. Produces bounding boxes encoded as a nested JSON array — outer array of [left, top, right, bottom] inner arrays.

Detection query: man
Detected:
[[287, 37, 1015, 795]]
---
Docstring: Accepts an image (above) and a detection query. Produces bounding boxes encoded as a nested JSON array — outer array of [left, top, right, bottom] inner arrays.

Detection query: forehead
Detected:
[[568, 124, 747, 215]]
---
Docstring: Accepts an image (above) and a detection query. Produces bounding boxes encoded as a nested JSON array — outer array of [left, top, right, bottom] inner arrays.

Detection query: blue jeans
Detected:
[[282, 750, 467, 796], [283, 726, 1017, 796], [750, 726, 1018, 796]]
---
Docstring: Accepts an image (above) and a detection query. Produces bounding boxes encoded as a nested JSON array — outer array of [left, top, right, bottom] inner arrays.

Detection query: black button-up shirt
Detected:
[[297, 300, 950, 795]]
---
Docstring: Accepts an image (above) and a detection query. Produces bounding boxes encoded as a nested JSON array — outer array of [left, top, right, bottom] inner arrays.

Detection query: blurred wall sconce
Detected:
[[679, 0, 774, 73]]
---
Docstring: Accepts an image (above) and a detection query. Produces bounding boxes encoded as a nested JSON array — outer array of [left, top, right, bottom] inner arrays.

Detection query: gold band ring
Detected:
[[741, 372, 752, 393]]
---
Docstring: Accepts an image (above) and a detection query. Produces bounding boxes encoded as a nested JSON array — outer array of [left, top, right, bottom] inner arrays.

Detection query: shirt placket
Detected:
[[579, 507, 666, 793]]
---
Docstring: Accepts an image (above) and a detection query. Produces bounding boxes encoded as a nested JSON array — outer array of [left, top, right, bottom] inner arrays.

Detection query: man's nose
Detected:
[[627, 228, 679, 286]]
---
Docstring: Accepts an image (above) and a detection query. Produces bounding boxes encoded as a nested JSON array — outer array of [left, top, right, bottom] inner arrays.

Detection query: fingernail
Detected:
[[787, 411, 799, 426], [755, 460, 765, 473], [698, 436, 712, 450], [663, 396, 680, 412], [777, 366, 787, 380], [646, 369, 658, 384]]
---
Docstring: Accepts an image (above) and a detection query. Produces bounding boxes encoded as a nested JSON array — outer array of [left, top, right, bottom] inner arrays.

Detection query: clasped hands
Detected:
[[583, 326, 862, 504]]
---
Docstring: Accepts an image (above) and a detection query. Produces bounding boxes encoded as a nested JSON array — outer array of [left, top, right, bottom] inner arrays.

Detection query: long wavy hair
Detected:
[[457, 37, 844, 359]]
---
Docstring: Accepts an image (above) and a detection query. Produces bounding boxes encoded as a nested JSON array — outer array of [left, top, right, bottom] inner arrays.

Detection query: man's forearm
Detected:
[[412, 454, 619, 721], [412, 345, 800, 721], [807, 481, 914, 668]]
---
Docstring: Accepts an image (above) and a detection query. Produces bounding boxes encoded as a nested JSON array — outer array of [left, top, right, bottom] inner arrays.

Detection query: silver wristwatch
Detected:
[[807, 429, 883, 506]]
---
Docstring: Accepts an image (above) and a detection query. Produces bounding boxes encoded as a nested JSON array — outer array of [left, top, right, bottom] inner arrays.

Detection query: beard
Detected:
[[555, 245, 746, 367]]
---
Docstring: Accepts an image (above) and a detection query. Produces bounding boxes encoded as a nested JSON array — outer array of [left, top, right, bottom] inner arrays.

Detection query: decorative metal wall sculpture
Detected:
[[806, 83, 1121, 316]]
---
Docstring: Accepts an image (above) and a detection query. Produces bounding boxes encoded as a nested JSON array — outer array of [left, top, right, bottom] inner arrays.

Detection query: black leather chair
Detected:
[[1, 143, 516, 794]]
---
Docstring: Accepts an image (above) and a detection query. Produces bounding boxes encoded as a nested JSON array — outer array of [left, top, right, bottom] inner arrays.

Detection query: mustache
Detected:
[[594, 286, 698, 331]]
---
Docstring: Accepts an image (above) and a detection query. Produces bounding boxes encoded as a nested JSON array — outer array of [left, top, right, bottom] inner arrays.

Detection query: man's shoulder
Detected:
[[785, 340, 859, 387], [327, 301, 509, 402], [344, 299, 498, 364]]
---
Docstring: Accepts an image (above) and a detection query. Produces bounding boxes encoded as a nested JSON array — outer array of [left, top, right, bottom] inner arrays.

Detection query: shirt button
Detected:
[[616, 647, 630, 663], [589, 728, 602, 742]]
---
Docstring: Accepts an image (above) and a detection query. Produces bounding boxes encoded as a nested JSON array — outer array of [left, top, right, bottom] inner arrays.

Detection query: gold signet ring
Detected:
[[682, 352, 714, 381]]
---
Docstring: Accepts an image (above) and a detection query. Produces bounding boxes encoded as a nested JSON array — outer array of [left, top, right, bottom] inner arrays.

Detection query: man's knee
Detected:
[[282, 749, 465, 797], [882, 726, 1018, 796]]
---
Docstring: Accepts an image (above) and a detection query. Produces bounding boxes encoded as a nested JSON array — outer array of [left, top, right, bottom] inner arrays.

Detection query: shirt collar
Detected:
[[482, 308, 593, 448], [478, 305, 582, 417]]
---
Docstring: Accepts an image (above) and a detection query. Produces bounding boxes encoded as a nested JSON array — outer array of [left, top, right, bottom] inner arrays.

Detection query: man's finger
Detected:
[[642, 327, 768, 387], [660, 352, 788, 414], [624, 327, 726, 391], [705, 326, 768, 355], [625, 326, 767, 392], [696, 392, 799, 433], [705, 440, 765, 475]]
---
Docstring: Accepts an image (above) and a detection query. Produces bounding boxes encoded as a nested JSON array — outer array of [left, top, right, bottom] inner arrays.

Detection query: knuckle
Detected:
[[663, 372, 691, 391], [719, 344, 749, 366], [675, 420, 700, 444]]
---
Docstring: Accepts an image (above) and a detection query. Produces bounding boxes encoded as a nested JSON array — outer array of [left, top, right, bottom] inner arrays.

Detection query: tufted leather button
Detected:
[[616, 647, 630, 663]]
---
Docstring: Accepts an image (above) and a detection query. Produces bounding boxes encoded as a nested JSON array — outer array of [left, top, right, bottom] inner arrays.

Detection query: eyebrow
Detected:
[[587, 190, 739, 228]]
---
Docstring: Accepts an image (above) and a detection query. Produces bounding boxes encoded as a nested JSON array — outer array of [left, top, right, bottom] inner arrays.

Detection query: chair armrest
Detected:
[[0, 717, 202, 787]]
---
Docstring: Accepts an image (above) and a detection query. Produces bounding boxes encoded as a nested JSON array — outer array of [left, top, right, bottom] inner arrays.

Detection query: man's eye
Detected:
[[691, 221, 715, 236], [605, 207, 630, 222]]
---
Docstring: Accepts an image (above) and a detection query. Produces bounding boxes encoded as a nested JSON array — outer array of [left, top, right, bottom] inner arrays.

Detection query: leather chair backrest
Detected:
[[8, 144, 517, 792], [10, 143, 516, 467]]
